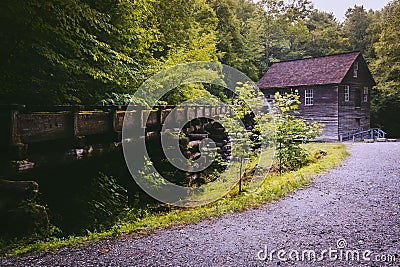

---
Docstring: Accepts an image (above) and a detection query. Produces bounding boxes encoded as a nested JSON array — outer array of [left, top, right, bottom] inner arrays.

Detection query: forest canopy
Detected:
[[0, 0, 399, 134]]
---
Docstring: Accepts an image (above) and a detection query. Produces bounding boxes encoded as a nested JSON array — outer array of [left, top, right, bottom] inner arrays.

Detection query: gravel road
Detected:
[[1, 142, 399, 266]]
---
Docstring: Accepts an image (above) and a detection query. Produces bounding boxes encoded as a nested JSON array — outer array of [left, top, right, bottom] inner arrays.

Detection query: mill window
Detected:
[[353, 62, 359, 78], [344, 85, 350, 102], [363, 87, 368, 102], [305, 89, 314, 106]]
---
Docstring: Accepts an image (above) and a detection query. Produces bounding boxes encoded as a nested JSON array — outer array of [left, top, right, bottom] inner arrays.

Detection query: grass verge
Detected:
[[1, 143, 348, 257]]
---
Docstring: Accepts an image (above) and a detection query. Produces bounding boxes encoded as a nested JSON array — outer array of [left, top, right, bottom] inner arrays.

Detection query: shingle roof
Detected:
[[257, 52, 361, 89]]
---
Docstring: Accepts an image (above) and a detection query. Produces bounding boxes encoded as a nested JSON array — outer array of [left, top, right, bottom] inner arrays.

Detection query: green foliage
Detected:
[[370, 0, 400, 136], [1, 143, 347, 256], [154, 0, 218, 64], [343, 6, 372, 54], [160, 84, 220, 105], [219, 84, 322, 173], [87, 172, 128, 230], [207, 0, 243, 66], [0, 0, 159, 104], [207, 0, 266, 80], [135, 157, 168, 189], [260, 0, 349, 63], [100, 93, 148, 106], [305, 11, 349, 57], [221, 83, 263, 155], [269, 92, 323, 171]]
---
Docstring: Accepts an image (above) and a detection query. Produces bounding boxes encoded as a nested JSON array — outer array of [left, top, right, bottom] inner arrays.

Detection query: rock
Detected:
[[0, 179, 38, 212], [363, 139, 374, 143], [0, 179, 49, 237], [376, 138, 387, 142]]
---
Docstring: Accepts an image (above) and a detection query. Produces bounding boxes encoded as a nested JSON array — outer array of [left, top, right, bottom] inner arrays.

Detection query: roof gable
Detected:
[[257, 52, 372, 89]]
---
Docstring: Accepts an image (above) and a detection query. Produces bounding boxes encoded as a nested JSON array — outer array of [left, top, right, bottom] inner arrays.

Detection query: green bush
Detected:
[[87, 173, 128, 230], [270, 91, 323, 171]]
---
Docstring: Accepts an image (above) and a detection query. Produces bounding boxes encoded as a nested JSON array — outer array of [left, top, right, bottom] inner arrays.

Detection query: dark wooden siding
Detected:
[[338, 56, 372, 134], [297, 86, 339, 140], [262, 85, 339, 141], [17, 112, 70, 143]]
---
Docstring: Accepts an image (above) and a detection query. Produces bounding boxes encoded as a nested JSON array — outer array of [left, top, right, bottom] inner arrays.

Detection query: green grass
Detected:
[[1, 143, 348, 257]]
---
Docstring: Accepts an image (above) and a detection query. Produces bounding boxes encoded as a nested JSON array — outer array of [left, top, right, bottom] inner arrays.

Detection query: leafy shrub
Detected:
[[271, 91, 323, 171], [87, 172, 128, 230], [100, 92, 148, 106]]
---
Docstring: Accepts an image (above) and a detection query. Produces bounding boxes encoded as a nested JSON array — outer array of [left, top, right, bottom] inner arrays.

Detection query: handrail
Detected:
[[339, 128, 387, 142]]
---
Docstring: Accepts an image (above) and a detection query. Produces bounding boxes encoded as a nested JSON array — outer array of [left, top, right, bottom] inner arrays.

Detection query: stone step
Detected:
[[363, 139, 374, 143]]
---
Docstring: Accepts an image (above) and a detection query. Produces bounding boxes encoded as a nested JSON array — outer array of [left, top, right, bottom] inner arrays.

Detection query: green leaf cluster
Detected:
[[269, 91, 322, 171], [370, 0, 400, 136]]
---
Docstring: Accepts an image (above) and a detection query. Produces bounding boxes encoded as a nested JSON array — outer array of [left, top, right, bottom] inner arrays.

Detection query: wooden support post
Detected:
[[70, 105, 80, 137], [206, 106, 211, 117], [110, 106, 121, 142], [185, 107, 190, 122], [197, 106, 204, 118], [9, 108, 19, 146], [141, 108, 149, 129], [157, 107, 163, 127], [70, 105, 85, 147], [111, 106, 118, 132], [7, 105, 28, 160]]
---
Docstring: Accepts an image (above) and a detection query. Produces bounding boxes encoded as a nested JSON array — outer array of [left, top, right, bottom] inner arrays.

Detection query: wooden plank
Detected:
[[197, 107, 204, 118], [187, 107, 196, 121], [122, 109, 140, 130], [204, 107, 210, 117], [262, 85, 340, 140], [160, 109, 172, 125], [17, 113, 70, 143], [175, 108, 186, 123], [77, 112, 111, 136]]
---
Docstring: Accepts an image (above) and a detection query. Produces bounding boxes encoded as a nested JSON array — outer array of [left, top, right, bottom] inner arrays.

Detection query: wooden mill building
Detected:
[[257, 52, 376, 141]]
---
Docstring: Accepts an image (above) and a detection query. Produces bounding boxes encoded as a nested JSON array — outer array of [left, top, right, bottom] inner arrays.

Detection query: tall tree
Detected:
[[284, 0, 313, 22], [206, 0, 266, 80], [364, 10, 382, 61], [370, 0, 400, 136], [258, 0, 286, 65], [235, 0, 266, 79], [0, 0, 159, 104], [206, 0, 244, 67], [343, 5, 372, 53], [154, 0, 218, 64], [259, 0, 315, 63], [304, 11, 350, 57], [152, 0, 220, 104]]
